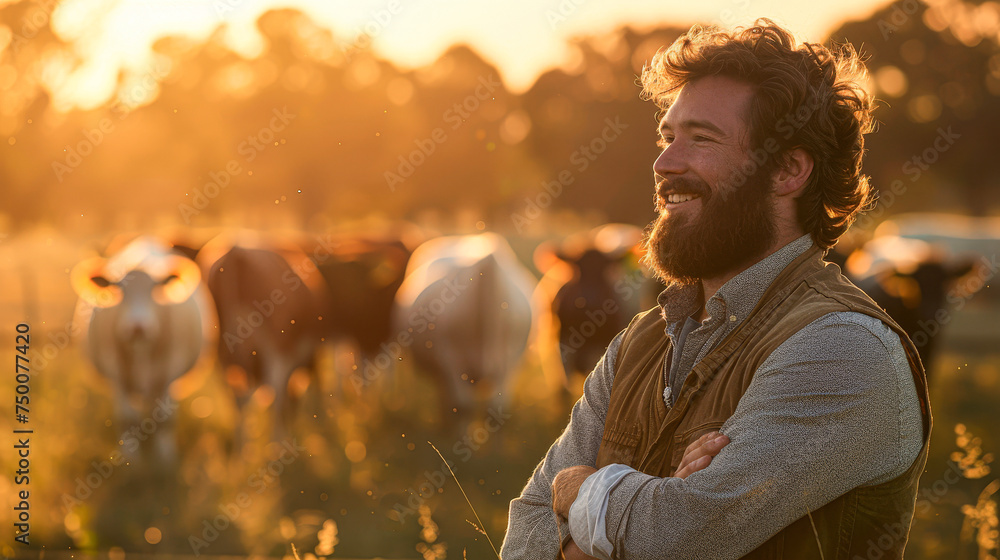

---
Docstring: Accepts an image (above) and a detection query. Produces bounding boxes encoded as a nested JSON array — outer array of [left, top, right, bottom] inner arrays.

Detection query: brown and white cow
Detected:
[[393, 233, 536, 417], [71, 235, 215, 464], [195, 230, 329, 443]]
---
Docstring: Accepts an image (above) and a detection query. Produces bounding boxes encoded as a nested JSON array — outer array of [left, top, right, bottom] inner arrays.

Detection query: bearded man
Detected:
[[500, 19, 930, 560]]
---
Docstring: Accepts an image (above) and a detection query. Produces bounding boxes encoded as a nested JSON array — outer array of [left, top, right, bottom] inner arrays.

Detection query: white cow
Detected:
[[393, 233, 536, 417], [71, 236, 216, 464]]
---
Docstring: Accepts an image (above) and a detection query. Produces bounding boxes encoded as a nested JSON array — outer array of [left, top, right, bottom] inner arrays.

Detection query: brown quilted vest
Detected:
[[596, 244, 932, 558]]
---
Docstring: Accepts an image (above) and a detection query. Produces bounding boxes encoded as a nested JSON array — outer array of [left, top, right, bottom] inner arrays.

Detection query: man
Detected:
[[500, 19, 931, 560]]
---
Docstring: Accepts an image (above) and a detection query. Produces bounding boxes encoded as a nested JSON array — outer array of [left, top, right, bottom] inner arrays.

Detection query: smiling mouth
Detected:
[[664, 193, 702, 204]]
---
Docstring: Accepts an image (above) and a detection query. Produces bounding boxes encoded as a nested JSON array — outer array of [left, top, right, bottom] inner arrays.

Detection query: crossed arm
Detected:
[[498, 332, 729, 560], [552, 432, 730, 559], [501, 312, 922, 560]]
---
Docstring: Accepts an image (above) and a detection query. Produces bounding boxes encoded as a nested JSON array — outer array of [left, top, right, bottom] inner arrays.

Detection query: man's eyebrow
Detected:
[[659, 119, 728, 137]]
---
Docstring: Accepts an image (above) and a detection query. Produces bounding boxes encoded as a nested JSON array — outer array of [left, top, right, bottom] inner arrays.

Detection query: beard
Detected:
[[643, 161, 778, 286]]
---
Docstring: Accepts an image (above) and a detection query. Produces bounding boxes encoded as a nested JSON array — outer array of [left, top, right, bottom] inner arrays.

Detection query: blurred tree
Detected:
[[830, 0, 1000, 217], [1, 4, 996, 233], [519, 26, 686, 229], [1, 0, 74, 224]]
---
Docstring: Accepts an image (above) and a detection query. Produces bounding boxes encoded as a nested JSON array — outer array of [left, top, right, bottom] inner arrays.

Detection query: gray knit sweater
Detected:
[[500, 234, 923, 559]]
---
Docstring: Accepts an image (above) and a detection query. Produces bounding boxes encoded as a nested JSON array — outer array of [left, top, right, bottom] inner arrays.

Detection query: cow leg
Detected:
[[433, 335, 476, 428], [152, 416, 179, 473], [260, 351, 293, 446]]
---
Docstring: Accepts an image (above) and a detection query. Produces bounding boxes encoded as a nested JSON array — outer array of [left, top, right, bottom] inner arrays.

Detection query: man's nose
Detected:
[[653, 143, 687, 177]]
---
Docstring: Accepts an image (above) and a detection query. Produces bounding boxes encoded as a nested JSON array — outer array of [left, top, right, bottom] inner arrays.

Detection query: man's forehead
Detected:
[[658, 76, 754, 136]]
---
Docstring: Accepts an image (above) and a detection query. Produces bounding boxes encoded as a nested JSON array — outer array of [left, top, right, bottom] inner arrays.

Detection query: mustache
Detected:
[[654, 176, 709, 210], [655, 176, 709, 198]]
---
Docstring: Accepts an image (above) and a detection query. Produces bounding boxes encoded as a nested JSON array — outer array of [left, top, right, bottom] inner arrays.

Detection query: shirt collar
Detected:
[[656, 234, 816, 330]]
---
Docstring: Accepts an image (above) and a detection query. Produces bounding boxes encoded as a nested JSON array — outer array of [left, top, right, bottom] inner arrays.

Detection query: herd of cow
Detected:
[[69, 219, 994, 463]]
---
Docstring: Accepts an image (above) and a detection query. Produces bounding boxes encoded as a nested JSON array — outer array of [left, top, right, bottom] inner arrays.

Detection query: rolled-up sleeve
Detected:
[[500, 331, 623, 560], [569, 463, 636, 558]]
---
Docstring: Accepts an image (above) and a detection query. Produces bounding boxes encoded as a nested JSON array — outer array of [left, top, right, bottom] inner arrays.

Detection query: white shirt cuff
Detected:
[[567, 464, 637, 559]]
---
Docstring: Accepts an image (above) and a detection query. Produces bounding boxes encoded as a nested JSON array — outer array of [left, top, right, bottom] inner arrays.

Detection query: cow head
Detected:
[[72, 249, 202, 310]]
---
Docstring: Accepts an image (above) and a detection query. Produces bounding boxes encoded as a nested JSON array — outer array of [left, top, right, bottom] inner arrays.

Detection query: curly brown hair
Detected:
[[640, 18, 876, 250]]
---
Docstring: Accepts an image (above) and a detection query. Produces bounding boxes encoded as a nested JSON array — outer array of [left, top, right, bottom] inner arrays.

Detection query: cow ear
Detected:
[[71, 256, 122, 307], [153, 255, 201, 305], [170, 244, 200, 261], [949, 256, 977, 279]]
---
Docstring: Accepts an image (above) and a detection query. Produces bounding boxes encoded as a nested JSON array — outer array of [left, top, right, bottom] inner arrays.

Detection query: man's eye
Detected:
[[656, 137, 672, 148], [693, 135, 712, 142]]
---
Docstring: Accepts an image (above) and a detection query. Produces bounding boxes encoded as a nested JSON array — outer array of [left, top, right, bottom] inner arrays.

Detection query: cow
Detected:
[[71, 235, 215, 466], [882, 214, 1000, 308], [392, 233, 536, 419], [307, 234, 415, 362], [195, 230, 329, 445], [837, 233, 984, 374], [532, 224, 650, 396]]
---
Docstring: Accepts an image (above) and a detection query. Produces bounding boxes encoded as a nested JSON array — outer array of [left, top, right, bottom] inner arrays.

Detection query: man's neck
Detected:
[[692, 231, 806, 323]]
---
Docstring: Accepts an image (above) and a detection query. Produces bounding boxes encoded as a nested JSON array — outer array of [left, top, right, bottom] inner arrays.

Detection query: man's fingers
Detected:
[[688, 431, 721, 451], [675, 432, 730, 479], [687, 431, 729, 454], [675, 453, 713, 479], [684, 432, 730, 461]]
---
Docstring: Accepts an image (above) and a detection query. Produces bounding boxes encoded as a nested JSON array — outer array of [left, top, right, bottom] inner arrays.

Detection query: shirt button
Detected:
[[729, 315, 737, 322]]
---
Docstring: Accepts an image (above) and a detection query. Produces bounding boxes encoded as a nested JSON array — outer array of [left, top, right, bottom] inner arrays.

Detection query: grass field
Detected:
[[0, 233, 997, 560]]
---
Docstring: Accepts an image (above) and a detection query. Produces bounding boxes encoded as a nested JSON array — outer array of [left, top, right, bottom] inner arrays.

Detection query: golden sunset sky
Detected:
[[25, 0, 894, 109]]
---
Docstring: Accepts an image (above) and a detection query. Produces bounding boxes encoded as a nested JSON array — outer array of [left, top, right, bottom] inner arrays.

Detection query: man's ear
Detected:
[[773, 147, 814, 197]]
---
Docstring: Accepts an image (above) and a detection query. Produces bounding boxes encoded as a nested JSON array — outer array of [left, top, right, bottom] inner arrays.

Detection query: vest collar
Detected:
[[655, 234, 816, 329]]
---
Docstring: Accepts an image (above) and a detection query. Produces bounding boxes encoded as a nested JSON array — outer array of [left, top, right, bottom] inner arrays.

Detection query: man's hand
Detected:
[[675, 431, 730, 479], [562, 539, 599, 560], [551, 465, 598, 519]]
